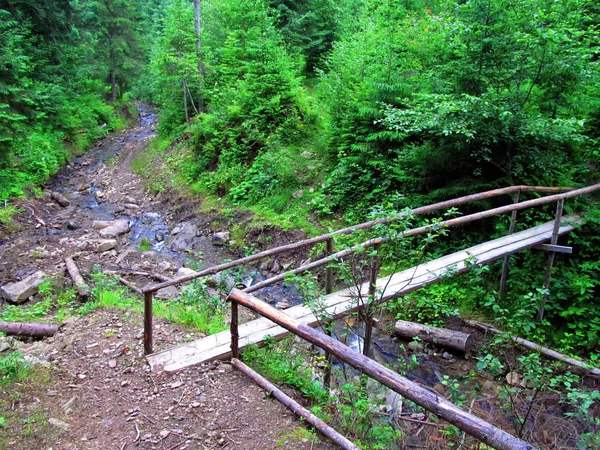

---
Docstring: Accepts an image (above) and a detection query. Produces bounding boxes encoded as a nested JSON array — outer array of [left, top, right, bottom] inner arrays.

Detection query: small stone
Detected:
[[108, 360, 117, 368], [407, 341, 423, 351], [96, 239, 117, 252], [121, 380, 130, 387], [66, 221, 79, 230], [155, 232, 165, 242], [170, 381, 184, 389], [506, 372, 522, 387], [78, 374, 87, 380], [210, 232, 230, 245], [159, 430, 170, 439], [191, 402, 201, 408], [442, 352, 451, 360], [48, 418, 71, 431], [302, 151, 313, 158], [292, 189, 303, 198], [124, 203, 140, 210], [142, 433, 152, 441]]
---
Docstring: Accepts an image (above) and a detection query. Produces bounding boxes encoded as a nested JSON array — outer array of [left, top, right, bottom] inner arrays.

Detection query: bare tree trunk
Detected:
[[193, 0, 204, 113], [0, 322, 59, 338], [183, 78, 189, 124], [111, 70, 117, 104]]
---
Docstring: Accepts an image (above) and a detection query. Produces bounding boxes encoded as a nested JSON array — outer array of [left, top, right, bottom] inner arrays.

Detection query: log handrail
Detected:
[[142, 185, 573, 294], [143, 183, 598, 354], [227, 289, 537, 450]]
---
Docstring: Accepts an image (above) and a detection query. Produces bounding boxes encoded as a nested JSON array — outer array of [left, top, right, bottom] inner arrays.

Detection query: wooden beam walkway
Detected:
[[147, 216, 579, 372]]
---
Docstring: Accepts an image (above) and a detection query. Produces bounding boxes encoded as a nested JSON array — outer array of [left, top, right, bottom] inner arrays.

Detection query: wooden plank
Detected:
[[533, 244, 573, 254], [147, 217, 578, 372]]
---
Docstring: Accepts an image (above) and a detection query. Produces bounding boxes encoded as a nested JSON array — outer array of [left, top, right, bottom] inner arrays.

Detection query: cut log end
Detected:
[[395, 320, 473, 356]]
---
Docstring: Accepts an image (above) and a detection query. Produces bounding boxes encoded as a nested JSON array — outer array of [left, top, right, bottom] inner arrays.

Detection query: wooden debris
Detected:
[[51, 191, 71, 207], [65, 256, 91, 298], [394, 320, 473, 356], [0, 321, 59, 338], [114, 276, 142, 295], [466, 320, 600, 376]]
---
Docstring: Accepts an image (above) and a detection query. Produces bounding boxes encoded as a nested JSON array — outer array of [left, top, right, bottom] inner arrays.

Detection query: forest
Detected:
[[0, 0, 599, 448]]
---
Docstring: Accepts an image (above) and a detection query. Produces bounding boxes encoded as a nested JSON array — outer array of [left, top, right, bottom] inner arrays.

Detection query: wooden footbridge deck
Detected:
[[147, 215, 580, 372]]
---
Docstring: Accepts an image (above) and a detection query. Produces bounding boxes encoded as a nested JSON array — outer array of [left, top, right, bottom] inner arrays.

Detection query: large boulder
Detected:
[[1, 271, 47, 304]]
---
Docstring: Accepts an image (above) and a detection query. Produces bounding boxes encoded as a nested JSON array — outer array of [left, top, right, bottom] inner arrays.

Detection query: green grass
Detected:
[[0, 352, 31, 385], [0, 202, 22, 232], [138, 238, 152, 252]]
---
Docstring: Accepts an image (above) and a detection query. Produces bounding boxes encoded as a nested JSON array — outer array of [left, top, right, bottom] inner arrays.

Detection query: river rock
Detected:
[[92, 220, 113, 230], [95, 190, 106, 202], [51, 191, 71, 207], [166, 222, 197, 251], [1, 271, 47, 304], [155, 231, 165, 242], [175, 267, 198, 278], [96, 239, 117, 252], [124, 203, 140, 210], [99, 220, 130, 238], [210, 232, 230, 246], [66, 220, 79, 230]]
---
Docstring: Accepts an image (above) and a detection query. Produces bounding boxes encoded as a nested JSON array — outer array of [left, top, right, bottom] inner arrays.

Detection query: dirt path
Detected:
[[0, 105, 338, 450]]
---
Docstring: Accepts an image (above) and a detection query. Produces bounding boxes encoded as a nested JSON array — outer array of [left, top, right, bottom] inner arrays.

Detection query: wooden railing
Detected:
[[142, 183, 600, 354], [228, 289, 535, 450]]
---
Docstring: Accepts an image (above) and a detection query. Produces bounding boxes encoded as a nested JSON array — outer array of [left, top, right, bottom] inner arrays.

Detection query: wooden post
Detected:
[[324, 238, 334, 388], [499, 190, 520, 300], [325, 238, 334, 295], [537, 199, 565, 321], [144, 291, 153, 355], [231, 358, 360, 450], [231, 300, 239, 359], [227, 289, 536, 450], [363, 244, 380, 358]]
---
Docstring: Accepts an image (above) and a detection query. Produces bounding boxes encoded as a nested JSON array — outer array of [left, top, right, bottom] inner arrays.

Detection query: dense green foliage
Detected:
[[0, 0, 144, 200]]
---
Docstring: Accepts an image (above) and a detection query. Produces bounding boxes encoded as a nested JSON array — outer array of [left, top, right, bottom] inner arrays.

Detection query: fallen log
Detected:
[[105, 269, 172, 283], [65, 256, 91, 298], [395, 320, 473, 357], [232, 358, 360, 450], [51, 191, 70, 207], [466, 320, 600, 376], [0, 321, 58, 338]]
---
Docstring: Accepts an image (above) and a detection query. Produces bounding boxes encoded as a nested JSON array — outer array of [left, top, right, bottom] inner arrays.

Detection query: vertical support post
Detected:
[[231, 300, 239, 359], [325, 238, 334, 295], [324, 238, 334, 388], [363, 244, 381, 358], [143, 291, 153, 355], [499, 190, 520, 300], [537, 199, 565, 322]]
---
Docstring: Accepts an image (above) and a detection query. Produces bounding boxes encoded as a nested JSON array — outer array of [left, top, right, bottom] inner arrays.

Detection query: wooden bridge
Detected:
[[138, 183, 600, 450], [147, 214, 579, 372]]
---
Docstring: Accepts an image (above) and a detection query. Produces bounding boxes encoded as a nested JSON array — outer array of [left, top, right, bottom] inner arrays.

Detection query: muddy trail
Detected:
[[0, 105, 337, 450]]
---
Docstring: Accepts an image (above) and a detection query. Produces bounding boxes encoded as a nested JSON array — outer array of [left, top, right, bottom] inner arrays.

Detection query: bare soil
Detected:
[[0, 105, 337, 450], [0, 308, 337, 450]]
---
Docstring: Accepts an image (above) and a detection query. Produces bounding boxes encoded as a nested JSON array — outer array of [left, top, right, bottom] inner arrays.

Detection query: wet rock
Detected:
[[96, 240, 117, 252], [210, 232, 230, 246], [95, 190, 106, 202], [66, 220, 79, 230], [506, 371, 522, 387], [166, 222, 197, 251], [292, 190, 304, 198], [92, 220, 113, 230], [98, 220, 130, 238], [1, 271, 47, 304], [155, 231, 165, 242]]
